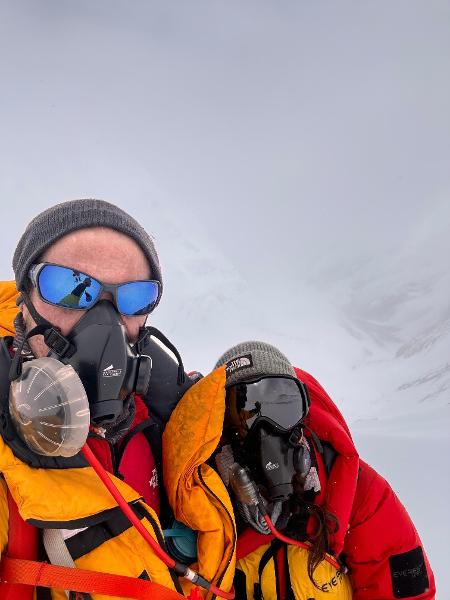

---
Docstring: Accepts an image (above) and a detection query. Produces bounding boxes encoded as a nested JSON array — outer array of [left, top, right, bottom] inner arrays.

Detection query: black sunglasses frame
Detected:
[[28, 262, 162, 317]]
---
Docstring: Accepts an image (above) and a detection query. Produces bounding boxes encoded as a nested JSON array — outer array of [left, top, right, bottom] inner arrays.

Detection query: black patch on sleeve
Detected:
[[389, 546, 429, 598]]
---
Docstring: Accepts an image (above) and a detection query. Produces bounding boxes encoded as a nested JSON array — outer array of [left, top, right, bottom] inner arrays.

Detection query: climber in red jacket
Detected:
[[212, 341, 435, 600]]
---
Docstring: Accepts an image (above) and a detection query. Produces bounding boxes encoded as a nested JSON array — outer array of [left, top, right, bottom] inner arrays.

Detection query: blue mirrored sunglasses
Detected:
[[28, 263, 161, 316]]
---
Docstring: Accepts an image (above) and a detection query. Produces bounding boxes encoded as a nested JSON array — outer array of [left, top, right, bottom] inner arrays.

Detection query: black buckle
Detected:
[[135, 327, 150, 354], [288, 425, 303, 447], [44, 328, 73, 358], [253, 584, 263, 600]]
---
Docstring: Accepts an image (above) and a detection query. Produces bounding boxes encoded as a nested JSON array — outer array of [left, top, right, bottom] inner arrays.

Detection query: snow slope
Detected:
[[147, 201, 448, 594]]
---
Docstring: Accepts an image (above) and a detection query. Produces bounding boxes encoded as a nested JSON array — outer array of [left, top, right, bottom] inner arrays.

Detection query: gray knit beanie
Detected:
[[215, 341, 297, 388], [12, 199, 163, 300]]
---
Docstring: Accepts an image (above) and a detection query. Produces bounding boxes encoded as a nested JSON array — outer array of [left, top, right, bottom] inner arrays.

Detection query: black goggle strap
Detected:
[[142, 326, 186, 385], [299, 380, 311, 416], [301, 423, 323, 455]]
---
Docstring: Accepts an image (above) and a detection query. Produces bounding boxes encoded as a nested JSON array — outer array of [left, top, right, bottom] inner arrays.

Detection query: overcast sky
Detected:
[[1, 4, 449, 585], [0, 1, 449, 416]]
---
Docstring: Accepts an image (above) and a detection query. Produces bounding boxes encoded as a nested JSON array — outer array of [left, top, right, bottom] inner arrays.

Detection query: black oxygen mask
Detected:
[[252, 424, 310, 502], [54, 300, 152, 425], [257, 425, 295, 501], [232, 415, 311, 505]]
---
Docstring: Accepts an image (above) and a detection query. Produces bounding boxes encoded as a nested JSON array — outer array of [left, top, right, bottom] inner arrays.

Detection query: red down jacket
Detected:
[[292, 367, 435, 599]]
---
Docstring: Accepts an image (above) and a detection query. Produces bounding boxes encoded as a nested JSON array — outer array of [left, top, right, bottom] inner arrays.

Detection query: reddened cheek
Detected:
[[24, 289, 143, 344], [26, 289, 85, 336]]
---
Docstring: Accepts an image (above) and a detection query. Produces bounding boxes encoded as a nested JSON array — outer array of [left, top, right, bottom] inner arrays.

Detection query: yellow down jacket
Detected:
[[0, 281, 178, 599], [0, 281, 18, 337], [0, 435, 178, 600], [163, 367, 236, 598], [163, 368, 352, 600]]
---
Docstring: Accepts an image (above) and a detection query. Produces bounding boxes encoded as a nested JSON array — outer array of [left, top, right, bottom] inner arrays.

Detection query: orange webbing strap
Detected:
[[3, 488, 38, 600], [0, 557, 189, 600]]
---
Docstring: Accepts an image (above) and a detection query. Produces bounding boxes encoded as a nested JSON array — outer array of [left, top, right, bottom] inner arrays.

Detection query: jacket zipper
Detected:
[[197, 466, 236, 599]]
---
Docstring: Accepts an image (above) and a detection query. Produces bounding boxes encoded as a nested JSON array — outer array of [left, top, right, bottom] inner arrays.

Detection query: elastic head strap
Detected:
[[11, 294, 75, 373], [20, 292, 49, 329], [135, 326, 151, 354], [9, 324, 47, 381], [302, 423, 324, 454], [21, 293, 75, 358], [142, 326, 186, 385]]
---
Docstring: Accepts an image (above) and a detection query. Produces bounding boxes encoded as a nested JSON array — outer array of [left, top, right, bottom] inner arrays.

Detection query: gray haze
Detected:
[[1, 0, 448, 410], [1, 1, 449, 586]]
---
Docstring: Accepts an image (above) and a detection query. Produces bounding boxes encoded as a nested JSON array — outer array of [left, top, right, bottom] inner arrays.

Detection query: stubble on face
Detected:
[[21, 227, 152, 357]]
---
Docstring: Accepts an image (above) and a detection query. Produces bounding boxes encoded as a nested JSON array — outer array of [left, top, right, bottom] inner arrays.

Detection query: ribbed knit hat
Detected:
[[12, 199, 163, 300], [215, 340, 297, 388]]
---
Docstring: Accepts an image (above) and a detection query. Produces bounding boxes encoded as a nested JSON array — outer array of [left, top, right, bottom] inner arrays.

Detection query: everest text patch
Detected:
[[389, 546, 429, 598]]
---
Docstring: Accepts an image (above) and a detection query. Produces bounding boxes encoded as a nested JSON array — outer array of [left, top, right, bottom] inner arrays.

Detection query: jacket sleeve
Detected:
[[0, 478, 9, 559], [344, 460, 435, 600]]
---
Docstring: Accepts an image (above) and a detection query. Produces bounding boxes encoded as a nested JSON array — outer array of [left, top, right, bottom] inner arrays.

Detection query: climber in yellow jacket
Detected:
[[0, 200, 233, 600]]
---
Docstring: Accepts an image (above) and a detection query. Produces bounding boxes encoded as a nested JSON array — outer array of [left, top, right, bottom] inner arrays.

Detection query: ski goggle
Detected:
[[28, 263, 161, 316], [225, 376, 309, 438]]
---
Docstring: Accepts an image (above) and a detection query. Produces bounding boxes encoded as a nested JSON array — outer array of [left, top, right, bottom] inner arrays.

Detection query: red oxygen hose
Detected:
[[82, 444, 175, 567], [82, 444, 234, 599], [263, 515, 342, 571], [209, 583, 234, 598]]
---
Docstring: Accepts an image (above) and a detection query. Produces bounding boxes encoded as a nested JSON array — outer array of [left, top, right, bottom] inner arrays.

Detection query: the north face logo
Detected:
[[226, 354, 254, 375]]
